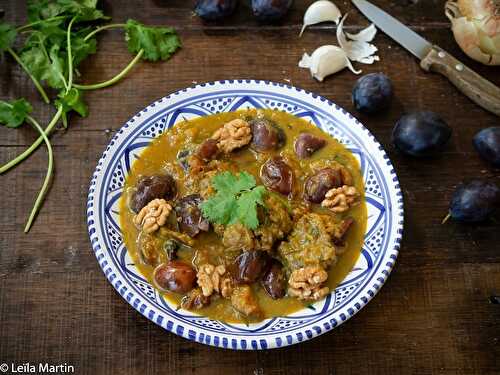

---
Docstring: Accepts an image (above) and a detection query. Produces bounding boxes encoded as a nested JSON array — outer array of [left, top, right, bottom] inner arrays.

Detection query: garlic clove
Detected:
[[299, 0, 342, 37], [298, 45, 360, 81], [337, 13, 379, 64], [298, 53, 312, 69]]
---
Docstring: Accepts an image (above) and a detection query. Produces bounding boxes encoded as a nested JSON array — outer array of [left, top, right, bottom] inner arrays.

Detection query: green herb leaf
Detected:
[[28, 0, 107, 22], [232, 186, 266, 229], [20, 25, 96, 89], [125, 19, 181, 62], [28, 0, 65, 22], [211, 171, 256, 196], [20, 42, 67, 89], [55, 88, 88, 127], [61, 0, 106, 21], [0, 22, 17, 53], [27, 21, 67, 46], [70, 29, 97, 67], [0, 99, 33, 128], [201, 192, 238, 225], [201, 171, 267, 230]]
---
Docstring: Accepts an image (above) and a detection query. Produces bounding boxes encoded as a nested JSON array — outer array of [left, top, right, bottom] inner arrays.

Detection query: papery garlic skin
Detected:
[[337, 14, 379, 64], [300, 0, 342, 37], [446, 0, 500, 65], [346, 24, 378, 42], [299, 45, 360, 81]]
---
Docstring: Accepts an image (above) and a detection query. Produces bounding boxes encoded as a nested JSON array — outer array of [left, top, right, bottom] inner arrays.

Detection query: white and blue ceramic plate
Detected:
[[87, 80, 404, 350]]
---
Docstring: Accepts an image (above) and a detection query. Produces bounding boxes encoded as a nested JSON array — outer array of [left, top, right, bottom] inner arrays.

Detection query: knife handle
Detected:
[[420, 45, 500, 117]]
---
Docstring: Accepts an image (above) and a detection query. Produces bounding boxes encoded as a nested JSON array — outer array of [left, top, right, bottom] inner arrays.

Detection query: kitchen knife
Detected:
[[352, 0, 500, 116]]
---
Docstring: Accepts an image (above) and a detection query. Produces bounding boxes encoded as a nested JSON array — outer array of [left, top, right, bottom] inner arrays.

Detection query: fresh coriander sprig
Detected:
[[0, 1, 181, 232], [201, 171, 267, 230], [74, 20, 181, 90]]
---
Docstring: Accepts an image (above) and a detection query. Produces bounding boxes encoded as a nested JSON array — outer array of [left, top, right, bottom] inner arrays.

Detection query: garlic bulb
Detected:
[[445, 0, 500, 65], [300, 0, 342, 37], [298, 45, 360, 81]]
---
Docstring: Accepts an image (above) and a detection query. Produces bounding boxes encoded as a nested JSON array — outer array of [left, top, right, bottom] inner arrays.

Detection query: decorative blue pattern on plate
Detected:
[[87, 80, 404, 350]]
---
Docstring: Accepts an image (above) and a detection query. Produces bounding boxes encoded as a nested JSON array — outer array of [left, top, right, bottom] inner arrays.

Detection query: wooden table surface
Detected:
[[1, 1, 499, 374]]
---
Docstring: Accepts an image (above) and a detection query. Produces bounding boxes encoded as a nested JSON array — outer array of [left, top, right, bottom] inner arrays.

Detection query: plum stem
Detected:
[[441, 213, 451, 224]]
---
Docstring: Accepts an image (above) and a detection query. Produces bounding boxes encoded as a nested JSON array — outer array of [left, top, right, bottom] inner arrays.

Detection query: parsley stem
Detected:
[[66, 17, 77, 91], [16, 15, 68, 32], [23, 114, 54, 233], [73, 49, 144, 90], [7, 47, 50, 104], [83, 23, 126, 42], [0, 106, 63, 174]]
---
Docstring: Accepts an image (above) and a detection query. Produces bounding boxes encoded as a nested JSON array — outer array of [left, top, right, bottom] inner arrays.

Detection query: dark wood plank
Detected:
[[0, 0, 499, 374], [0, 264, 498, 374], [0, 0, 455, 29]]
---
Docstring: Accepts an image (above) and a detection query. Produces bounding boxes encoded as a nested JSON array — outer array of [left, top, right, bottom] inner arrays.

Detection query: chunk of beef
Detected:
[[184, 159, 237, 198], [181, 287, 211, 310], [137, 232, 162, 266], [230, 285, 262, 319], [223, 223, 255, 251], [254, 194, 293, 251], [278, 213, 337, 271]]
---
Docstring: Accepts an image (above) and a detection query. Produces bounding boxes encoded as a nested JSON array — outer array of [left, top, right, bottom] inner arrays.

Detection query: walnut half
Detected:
[[197, 264, 233, 298], [321, 185, 360, 213], [288, 266, 329, 301], [211, 119, 252, 153], [133, 198, 172, 234]]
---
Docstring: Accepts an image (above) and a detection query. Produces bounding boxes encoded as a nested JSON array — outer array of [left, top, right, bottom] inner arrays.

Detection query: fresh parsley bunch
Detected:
[[201, 171, 267, 230], [0, 0, 181, 232]]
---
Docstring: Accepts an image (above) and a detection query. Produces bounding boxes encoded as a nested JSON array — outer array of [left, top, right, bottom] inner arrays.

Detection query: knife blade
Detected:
[[351, 0, 500, 116], [352, 0, 432, 60]]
